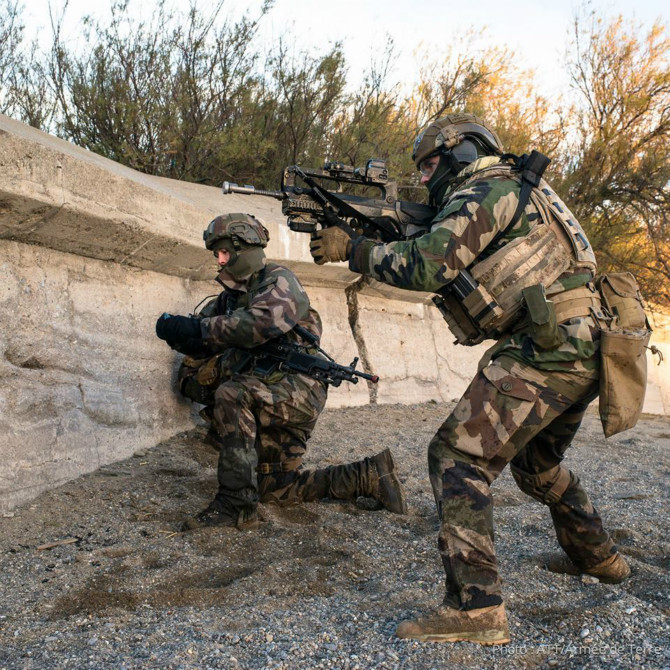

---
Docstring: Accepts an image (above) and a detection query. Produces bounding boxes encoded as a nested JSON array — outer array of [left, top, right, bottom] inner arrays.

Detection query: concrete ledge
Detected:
[[1, 113, 669, 513]]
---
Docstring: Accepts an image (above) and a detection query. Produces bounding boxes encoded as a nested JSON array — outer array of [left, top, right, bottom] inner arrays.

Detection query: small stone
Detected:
[[265, 633, 274, 643], [87, 636, 98, 646], [625, 606, 637, 614], [548, 661, 559, 668], [581, 575, 600, 585], [580, 628, 590, 639]]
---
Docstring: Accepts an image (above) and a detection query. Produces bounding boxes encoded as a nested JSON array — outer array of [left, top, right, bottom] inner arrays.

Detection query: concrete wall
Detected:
[[1, 113, 668, 512]]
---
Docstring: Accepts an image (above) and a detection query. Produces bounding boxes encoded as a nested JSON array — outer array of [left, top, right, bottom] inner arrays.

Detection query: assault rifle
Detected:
[[222, 159, 436, 243], [253, 325, 379, 387]]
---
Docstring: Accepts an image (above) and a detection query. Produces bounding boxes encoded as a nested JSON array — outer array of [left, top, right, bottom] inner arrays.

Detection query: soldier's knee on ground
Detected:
[[510, 463, 575, 505]]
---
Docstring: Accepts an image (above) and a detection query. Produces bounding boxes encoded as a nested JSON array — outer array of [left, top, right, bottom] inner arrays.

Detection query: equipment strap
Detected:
[[490, 151, 551, 248], [256, 462, 300, 474], [550, 285, 604, 324]]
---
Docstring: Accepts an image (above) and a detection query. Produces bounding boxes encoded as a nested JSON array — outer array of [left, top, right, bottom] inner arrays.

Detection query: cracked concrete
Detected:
[[345, 277, 378, 404]]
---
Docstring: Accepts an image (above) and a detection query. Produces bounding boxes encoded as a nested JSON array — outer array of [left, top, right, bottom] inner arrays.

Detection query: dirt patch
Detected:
[[1, 402, 669, 669]]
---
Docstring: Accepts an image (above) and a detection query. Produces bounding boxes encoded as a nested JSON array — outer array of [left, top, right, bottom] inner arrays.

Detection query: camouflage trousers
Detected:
[[428, 355, 616, 611], [210, 372, 378, 516]]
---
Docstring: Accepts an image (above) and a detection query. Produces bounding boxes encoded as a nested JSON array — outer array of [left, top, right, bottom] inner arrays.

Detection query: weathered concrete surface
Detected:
[[0, 113, 354, 285], [1, 113, 669, 513], [0, 239, 367, 513]]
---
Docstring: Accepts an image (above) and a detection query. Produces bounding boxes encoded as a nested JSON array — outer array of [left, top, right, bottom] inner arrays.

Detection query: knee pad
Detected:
[[510, 463, 573, 505]]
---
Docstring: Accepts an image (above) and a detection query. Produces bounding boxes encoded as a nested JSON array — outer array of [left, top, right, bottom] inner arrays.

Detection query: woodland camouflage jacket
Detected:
[[349, 157, 600, 381]]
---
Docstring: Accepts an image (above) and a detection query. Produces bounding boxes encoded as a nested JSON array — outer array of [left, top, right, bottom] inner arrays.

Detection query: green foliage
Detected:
[[558, 12, 670, 305], [0, 2, 668, 305]]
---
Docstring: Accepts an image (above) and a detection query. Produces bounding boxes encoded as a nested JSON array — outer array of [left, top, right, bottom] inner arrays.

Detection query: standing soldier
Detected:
[[156, 212, 406, 531], [310, 114, 631, 644]]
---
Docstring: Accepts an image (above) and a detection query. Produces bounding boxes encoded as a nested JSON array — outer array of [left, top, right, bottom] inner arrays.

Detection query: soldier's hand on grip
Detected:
[[309, 225, 354, 265]]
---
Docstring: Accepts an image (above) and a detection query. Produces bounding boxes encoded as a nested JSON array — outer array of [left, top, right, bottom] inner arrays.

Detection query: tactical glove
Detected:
[[155, 313, 204, 355], [310, 211, 358, 265]]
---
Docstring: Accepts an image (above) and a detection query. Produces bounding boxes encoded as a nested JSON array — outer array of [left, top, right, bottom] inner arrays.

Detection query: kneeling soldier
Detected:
[[156, 212, 407, 530]]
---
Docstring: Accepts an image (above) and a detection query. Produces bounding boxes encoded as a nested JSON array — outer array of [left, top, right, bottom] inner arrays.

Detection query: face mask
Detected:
[[426, 154, 457, 207], [212, 238, 239, 267], [220, 246, 266, 281]]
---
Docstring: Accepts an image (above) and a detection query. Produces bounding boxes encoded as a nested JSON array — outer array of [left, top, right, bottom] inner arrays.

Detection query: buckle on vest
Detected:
[[257, 463, 279, 475]]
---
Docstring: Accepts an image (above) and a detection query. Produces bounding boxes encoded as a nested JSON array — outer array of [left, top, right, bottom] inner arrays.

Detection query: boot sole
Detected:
[[403, 630, 510, 645], [546, 561, 630, 583]]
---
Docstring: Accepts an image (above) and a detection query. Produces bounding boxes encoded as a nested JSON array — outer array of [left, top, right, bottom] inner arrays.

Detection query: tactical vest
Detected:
[[433, 159, 597, 346]]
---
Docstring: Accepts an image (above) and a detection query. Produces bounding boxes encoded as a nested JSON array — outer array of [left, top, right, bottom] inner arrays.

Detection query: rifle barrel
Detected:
[[222, 182, 286, 200]]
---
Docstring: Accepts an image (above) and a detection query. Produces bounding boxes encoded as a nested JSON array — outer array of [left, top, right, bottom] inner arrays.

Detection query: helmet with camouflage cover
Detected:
[[203, 213, 269, 280], [413, 113, 504, 206], [203, 212, 269, 251]]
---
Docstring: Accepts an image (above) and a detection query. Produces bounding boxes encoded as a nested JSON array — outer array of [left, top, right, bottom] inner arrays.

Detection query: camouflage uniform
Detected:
[[181, 261, 386, 520], [349, 157, 616, 610]]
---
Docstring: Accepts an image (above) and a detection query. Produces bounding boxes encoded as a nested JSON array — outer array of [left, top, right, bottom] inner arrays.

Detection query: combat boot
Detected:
[[180, 495, 259, 532], [395, 603, 510, 645], [369, 448, 408, 515], [546, 552, 630, 584]]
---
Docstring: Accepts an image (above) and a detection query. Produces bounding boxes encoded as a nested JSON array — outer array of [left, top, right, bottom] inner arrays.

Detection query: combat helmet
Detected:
[[412, 113, 504, 206], [203, 212, 269, 280], [203, 212, 269, 251]]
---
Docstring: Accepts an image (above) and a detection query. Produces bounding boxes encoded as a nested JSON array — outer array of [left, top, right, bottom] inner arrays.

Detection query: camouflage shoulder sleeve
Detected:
[[200, 265, 310, 348], [349, 177, 522, 293]]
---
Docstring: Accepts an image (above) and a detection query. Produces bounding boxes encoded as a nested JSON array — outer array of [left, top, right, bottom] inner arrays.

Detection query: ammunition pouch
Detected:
[[522, 283, 606, 349], [522, 284, 562, 350], [178, 355, 217, 405], [432, 211, 592, 345], [595, 273, 651, 438], [178, 351, 244, 405], [195, 355, 224, 385]]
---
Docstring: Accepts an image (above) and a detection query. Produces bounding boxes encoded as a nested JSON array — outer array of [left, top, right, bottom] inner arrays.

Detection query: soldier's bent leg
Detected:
[[511, 399, 617, 570], [258, 449, 407, 514], [426, 361, 580, 610], [183, 379, 261, 530]]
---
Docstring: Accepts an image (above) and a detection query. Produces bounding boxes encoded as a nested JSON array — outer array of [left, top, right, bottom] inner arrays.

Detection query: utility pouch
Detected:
[[595, 272, 648, 329], [251, 356, 281, 378], [522, 284, 562, 350], [599, 328, 650, 437], [195, 355, 224, 386], [432, 292, 486, 346], [595, 272, 651, 437]]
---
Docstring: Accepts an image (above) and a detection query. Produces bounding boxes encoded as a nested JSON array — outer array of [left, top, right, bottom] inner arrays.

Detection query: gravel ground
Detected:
[[1, 402, 669, 670]]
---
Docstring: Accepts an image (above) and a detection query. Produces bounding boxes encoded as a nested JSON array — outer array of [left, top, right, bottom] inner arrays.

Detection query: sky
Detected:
[[20, 0, 670, 99]]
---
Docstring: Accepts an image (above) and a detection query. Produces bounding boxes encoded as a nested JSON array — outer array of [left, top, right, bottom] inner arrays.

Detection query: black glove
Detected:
[[155, 313, 202, 351]]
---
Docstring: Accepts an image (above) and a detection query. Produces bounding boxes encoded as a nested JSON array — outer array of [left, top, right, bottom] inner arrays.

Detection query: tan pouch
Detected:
[[596, 272, 648, 329], [599, 328, 650, 437], [195, 354, 225, 385]]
